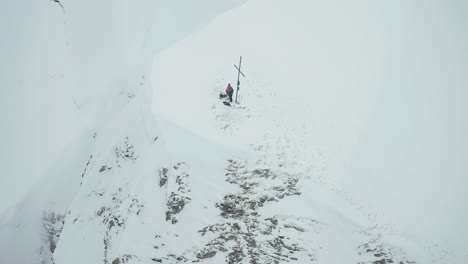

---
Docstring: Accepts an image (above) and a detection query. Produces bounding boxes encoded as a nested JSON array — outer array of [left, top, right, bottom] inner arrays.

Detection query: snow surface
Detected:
[[152, 0, 468, 262], [0, 0, 244, 214], [1, 0, 468, 263]]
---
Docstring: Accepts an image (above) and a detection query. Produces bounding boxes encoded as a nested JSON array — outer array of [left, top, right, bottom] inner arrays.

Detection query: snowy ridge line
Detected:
[[1, 0, 465, 262]]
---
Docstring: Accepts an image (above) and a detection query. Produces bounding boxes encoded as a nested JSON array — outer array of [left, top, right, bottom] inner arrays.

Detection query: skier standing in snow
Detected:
[[226, 83, 234, 102]]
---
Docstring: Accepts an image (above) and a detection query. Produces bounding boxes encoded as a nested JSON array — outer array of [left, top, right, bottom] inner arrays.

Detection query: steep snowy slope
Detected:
[[0, 0, 244, 214], [0, 0, 244, 263], [1, 0, 467, 263]]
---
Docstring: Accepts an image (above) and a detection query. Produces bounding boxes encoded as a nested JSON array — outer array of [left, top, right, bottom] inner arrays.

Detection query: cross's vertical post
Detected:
[[234, 56, 245, 103]]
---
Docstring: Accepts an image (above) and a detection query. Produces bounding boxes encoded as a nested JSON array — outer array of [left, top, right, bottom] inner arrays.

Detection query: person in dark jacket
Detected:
[[226, 83, 234, 102]]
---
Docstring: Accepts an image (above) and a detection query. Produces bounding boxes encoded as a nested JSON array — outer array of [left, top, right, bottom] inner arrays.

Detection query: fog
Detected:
[[0, 0, 244, 214]]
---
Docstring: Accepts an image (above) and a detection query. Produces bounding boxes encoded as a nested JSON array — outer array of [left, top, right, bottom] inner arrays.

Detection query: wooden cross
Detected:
[[234, 56, 245, 103]]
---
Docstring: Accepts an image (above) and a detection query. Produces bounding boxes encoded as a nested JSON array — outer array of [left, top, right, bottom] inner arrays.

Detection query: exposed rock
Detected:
[[115, 137, 137, 163], [42, 211, 65, 254], [196, 250, 216, 259], [196, 160, 313, 263], [162, 162, 191, 224], [99, 165, 112, 173], [357, 238, 416, 264], [159, 168, 168, 187]]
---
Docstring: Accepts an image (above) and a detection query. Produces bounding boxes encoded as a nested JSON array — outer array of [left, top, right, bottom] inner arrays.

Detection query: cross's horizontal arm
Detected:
[[234, 64, 246, 77]]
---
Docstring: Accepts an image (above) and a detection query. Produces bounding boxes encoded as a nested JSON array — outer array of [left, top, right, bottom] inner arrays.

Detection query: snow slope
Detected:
[[1, 0, 467, 263], [0, 0, 244, 214], [152, 0, 468, 262], [0, 0, 244, 263]]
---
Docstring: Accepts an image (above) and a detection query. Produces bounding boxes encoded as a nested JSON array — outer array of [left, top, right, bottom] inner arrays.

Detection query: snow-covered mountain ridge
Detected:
[[152, 0, 468, 262], [1, 0, 468, 263]]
